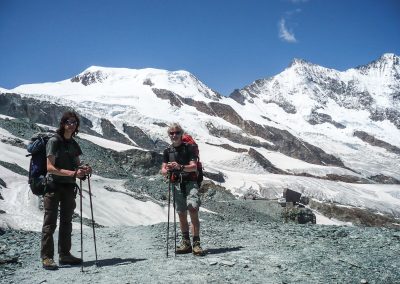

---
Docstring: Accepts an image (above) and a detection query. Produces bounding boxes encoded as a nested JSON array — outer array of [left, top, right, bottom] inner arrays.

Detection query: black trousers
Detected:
[[40, 183, 76, 259]]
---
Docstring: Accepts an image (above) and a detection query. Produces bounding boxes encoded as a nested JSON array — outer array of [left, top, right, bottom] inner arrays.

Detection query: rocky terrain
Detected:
[[1, 198, 400, 284]]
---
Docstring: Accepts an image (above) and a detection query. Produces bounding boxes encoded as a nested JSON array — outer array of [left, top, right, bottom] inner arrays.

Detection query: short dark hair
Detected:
[[56, 111, 80, 137]]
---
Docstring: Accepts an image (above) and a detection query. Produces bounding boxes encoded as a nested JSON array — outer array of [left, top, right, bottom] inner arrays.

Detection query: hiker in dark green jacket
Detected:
[[41, 111, 92, 270]]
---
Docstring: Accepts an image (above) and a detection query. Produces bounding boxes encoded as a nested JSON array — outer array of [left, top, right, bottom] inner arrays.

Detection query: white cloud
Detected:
[[278, 18, 297, 43]]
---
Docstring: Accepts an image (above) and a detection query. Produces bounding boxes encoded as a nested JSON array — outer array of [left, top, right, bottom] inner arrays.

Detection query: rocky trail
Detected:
[[1, 200, 400, 284]]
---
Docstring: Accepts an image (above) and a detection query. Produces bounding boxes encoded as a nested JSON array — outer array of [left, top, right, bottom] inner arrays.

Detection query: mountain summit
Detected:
[[355, 53, 400, 77], [13, 66, 222, 103]]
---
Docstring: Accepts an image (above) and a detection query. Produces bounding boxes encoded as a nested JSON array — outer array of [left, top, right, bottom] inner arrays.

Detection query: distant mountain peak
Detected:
[[66, 65, 221, 101], [286, 58, 335, 75], [355, 53, 399, 75], [288, 58, 315, 68], [373, 53, 399, 67], [380, 53, 398, 61], [70, 66, 181, 86], [84, 65, 106, 72], [71, 68, 108, 86]]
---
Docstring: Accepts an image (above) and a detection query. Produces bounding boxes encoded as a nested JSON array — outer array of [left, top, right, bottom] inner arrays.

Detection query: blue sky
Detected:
[[0, 0, 399, 95]]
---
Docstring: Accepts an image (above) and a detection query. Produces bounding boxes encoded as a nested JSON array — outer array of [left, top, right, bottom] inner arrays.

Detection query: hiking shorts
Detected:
[[174, 181, 201, 213]]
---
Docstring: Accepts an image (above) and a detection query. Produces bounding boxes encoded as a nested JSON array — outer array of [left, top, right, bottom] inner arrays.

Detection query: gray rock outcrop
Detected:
[[248, 148, 286, 174], [100, 118, 133, 145], [123, 124, 168, 151], [0, 93, 97, 135], [354, 130, 400, 155]]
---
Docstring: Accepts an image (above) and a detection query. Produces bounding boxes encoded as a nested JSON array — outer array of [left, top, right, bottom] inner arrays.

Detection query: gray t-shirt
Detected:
[[46, 135, 82, 184]]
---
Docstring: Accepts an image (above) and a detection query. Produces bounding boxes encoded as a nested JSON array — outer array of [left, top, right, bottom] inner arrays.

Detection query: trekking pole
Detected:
[[79, 179, 84, 272], [166, 172, 171, 258], [87, 175, 98, 266], [173, 183, 177, 257]]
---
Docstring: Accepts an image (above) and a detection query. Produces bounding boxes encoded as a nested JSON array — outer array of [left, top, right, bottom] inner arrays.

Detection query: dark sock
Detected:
[[193, 236, 200, 243], [182, 232, 190, 240]]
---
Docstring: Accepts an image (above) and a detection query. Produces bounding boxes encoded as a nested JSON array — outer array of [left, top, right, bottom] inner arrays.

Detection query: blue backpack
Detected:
[[26, 132, 61, 195]]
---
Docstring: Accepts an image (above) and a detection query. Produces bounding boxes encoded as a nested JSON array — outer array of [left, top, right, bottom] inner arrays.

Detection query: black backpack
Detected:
[[26, 132, 61, 195]]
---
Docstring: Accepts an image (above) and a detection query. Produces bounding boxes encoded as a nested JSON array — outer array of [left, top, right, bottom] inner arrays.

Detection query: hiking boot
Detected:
[[59, 253, 82, 265], [42, 258, 58, 270], [176, 239, 192, 254], [192, 241, 205, 256]]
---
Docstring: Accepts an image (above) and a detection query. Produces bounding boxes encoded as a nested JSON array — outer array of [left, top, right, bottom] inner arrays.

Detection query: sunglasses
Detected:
[[169, 131, 182, 136], [65, 119, 77, 126]]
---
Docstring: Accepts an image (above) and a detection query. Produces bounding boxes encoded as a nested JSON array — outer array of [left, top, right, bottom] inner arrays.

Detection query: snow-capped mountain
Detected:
[[231, 53, 400, 126], [1, 53, 400, 230], [226, 53, 400, 178]]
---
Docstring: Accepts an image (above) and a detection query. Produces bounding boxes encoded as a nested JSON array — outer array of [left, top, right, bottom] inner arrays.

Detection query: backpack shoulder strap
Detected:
[[53, 133, 63, 142], [51, 133, 64, 153], [183, 142, 190, 154], [168, 145, 176, 162]]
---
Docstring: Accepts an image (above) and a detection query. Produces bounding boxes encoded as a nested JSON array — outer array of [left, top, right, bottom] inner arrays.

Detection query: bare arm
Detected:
[[161, 161, 197, 174], [47, 155, 86, 178], [161, 162, 169, 176], [78, 158, 94, 175], [183, 161, 197, 172]]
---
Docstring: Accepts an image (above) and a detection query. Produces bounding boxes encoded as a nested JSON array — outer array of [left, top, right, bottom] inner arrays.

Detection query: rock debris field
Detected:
[[1, 200, 400, 284]]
